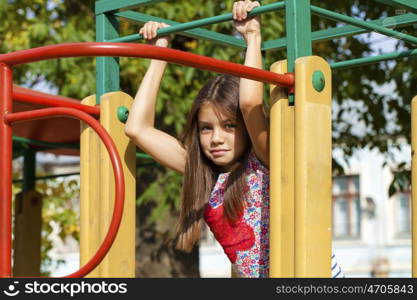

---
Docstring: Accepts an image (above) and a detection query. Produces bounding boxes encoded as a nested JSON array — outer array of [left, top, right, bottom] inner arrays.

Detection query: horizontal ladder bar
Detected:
[[109, 2, 285, 44], [262, 12, 417, 50], [114, 11, 246, 48], [330, 48, 417, 69], [311, 5, 417, 46], [95, 0, 167, 15]]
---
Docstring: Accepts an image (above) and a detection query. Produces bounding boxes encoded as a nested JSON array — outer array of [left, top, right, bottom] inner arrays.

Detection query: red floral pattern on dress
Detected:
[[204, 205, 255, 263], [204, 150, 270, 278]]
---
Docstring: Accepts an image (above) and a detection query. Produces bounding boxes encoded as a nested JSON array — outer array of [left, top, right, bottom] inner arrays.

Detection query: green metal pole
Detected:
[[331, 48, 417, 70], [12, 160, 158, 184], [115, 11, 246, 48], [311, 5, 417, 46], [95, 0, 167, 14], [22, 149, 36, 192], [263, 12, 417, 51], [111, 2, 285, 43], [96, 10, 120, 104], [285, 0, 312, 104]]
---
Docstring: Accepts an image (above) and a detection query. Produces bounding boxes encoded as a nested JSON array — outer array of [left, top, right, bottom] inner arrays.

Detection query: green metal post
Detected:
[[96, 12, 120, 104], [285, 0, 312, 103], [13, 135, 79, 150], [114, 11, 246, 48], [112, 2, 284, 43], [22, 149, 36, 192]]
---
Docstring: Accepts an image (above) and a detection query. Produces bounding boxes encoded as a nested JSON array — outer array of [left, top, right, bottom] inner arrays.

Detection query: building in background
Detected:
[[332, 146, 411, 277]]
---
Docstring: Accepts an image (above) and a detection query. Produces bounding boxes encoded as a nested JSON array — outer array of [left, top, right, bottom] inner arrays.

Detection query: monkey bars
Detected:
[[94, 0, 417, 103]]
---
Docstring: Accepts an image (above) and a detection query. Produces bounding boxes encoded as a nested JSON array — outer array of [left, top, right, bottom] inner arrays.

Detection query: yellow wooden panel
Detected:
[[412, 96, 417, 278], [269, 60, 295, 277], [80, 95, 101, 277], [294, 56, 332, 277], [98, 91, 136, 277], [13, 190, 42, 276]]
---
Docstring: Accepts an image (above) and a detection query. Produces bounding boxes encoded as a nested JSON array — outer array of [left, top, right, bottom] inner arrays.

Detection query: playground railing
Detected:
[[0, 42, 294, 278]]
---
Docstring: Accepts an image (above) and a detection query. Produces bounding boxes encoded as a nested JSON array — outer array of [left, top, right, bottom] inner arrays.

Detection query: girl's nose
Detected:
[[211, 128, 224, 144]]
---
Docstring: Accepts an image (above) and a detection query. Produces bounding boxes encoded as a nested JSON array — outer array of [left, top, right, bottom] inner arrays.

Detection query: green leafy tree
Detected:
[[37, 176, 79, 276], [3, 0, 416, 276]]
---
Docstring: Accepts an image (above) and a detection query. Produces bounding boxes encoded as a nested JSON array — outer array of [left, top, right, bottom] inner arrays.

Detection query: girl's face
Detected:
[[198, 102, 249, 171]]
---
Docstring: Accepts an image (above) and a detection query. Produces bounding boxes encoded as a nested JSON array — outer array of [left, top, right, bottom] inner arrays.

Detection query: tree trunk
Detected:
[[135, 201, 200, 278]]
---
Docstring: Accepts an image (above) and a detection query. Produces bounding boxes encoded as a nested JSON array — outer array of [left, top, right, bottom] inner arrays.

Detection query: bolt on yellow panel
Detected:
[[294, 56, 332, 277]]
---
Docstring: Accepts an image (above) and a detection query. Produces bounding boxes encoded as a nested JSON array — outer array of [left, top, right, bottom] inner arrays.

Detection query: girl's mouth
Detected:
[[211, 150, 229, 157]]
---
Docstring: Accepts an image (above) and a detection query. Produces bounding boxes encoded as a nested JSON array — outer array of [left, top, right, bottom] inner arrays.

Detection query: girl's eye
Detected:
[[225, 123, 236, 129], [200, 126, 211, 131]]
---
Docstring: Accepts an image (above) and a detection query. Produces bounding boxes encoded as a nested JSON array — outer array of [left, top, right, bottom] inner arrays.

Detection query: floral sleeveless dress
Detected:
[[204, 150, 270, 277], [203, 150, 345, 278]]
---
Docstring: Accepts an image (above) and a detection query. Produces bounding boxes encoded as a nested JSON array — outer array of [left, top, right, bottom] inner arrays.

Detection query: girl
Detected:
[[125, 0, 344, 278]]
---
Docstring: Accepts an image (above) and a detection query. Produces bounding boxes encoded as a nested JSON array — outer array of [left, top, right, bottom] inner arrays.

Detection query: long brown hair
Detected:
[[176, 75, 252, 252]]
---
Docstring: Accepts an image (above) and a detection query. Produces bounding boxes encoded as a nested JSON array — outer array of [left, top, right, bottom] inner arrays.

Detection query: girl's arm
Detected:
[[233, 0, 269, 167], [125, 22, 186, 174]]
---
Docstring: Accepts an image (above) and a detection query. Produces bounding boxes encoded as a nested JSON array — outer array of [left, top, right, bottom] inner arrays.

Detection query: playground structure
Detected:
[[0, 0, 416, 278]]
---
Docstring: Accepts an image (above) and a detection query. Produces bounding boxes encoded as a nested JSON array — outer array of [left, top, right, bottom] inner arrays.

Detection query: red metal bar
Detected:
[[13, 85, 100, 116], [5, 107, 125, 278], [0, 63, 13, 278], [0, 43, 295, 88]]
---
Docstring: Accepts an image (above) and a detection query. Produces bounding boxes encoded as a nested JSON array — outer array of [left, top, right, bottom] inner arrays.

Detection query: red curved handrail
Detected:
[[4, 107, 125, 278], [0, 42, 294, 277], [13, 85, 100, 116], [0, 43, 294, 87]]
